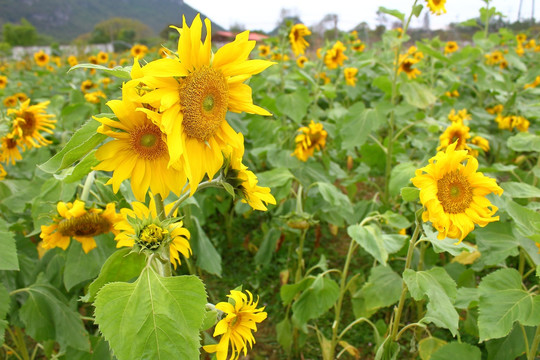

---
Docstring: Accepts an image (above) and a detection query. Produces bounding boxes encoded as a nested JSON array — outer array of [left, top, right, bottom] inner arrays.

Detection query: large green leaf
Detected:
[[486, 324, 536, 360], [63, 236, 117, 291], [20, 282, 89, 351], [275, 88, 310, 124], [292, 274, 339, 326], [38, 119, 106, 174], [478, 268, 540, 341], [256, 168, 294, 188], [430, 342, 481, 360], [353, 265, 402, 318], [0, 218, 18, 270], [94, 269, 207, 360], [501, 182, 540, 198], [475, 222, 519, 265], [507, 132, 540, 152], [403, 267, 459, 336], [280, 277, 315, 305], [348, 224, 388, 265], [340, 105, 379, 150], [83, 248, 146, 303], [191, 219, 222, 276], [401, 82, 437, 109], [378, 6, 404, 21], [422, 227, 477, 256], [255, 228, 281, 266], [418, 337, 447, 360], [389, 162, 416, 197], [0, 282, 9, 344], [502, 199, 540, 236]]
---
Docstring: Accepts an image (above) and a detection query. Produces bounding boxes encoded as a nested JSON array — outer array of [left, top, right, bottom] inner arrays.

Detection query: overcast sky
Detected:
[[185, 0, 539, 32]]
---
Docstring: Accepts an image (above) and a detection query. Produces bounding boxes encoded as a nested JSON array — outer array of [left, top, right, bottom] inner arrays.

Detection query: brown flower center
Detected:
[[58, 213, 112, 237], [20, 112, 36, 136], [437, 170, 473, 213], [180, 66, 228, 141], [129, 122, 168, 160]]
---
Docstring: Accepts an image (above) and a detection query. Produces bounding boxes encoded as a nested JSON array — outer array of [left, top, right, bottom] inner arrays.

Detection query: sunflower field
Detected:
[[1, 0, 540, 359]]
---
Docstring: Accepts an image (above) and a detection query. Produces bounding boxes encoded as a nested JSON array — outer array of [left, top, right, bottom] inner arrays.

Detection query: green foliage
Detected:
[[292, 274, 340, 327], [94, 268, 207, 360], [0, 218, 18, 270], [478, 268, 540, 341], [2, 18, 37, 45], [348, 223, 388, 265], [353, 265, 402, 318], [430, 342, 481, 360], [0, 282, 9, 344]]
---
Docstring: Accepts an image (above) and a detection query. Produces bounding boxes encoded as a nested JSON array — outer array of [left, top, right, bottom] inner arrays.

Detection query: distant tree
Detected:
[[3, 18, 37, 46], [230, 22, 245, 33], [89, 17, 153, 44]]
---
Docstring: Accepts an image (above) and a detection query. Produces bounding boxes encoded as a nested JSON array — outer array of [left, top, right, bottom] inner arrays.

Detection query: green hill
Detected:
[[0, 0, 224, 43]]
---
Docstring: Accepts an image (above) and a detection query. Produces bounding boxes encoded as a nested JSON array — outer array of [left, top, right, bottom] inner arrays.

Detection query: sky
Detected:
[[185, 0, 539, 32]]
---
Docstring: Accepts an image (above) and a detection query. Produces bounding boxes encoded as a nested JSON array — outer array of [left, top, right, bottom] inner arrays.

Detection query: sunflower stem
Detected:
[[153, 193, 166, 221], [528, 325, 540, 360], [390, 217, 422, 342], [80, 171, 95, 202], [166, 178, 223, 218]]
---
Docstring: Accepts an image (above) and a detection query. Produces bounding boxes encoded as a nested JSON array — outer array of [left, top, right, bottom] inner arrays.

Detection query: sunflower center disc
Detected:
[[437, 170, 473, 214], [140, 133, 157, 147], [58, 213, 111, 237], [130, 123, 167, 160], [181, 66, 228, 141]]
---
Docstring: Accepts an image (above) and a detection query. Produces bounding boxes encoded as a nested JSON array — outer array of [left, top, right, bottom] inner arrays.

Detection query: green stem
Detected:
[[295, 229, 307, 283], [153, 193, 166, 221], [339, 317, 380, 345], [329, 239, 359, 359], [3, 344, 23, 360], [166, 177, 222, 218], [13, 327, 30, 360], [528, 325, 540, 360], [391, 220, 422, 341], [80, 171, 95, 202], [9, 288, 29, 296], [521, 324, 531, 359], [484, 0, 491, 38], [519, 248, 526, 276]]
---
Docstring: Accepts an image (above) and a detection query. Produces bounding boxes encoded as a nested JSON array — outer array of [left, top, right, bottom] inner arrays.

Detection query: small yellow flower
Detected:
[[352, 40, 365, 52], [292, 120, 328, 161], [318, 72, 331, 84], [258, 44, 270, 57], [485, 50, 505, 65], [516, 33, 527, 44], [289, 24, 311, 56], [67, 55, 78, 67], [80, 79, 96, 93], [444, 41, 459, 54], [1, 134, 23, 165], [438, 121, 472, 153], [34, 50, 49, 67], [84, 90, 106, 104], [97, 51, 109, 64], [8, 99, 56, 149], [296, 55, 308, 68], [88, 55, 98, 65], [486, 104, 503, 114], [447, 109, 471, 123], [344, 67, 358, 86], [471, 136, 490, 152], [3, 96, 17, 108], [412, 142, 503, 242], [426, 0, 446, 15], [324, 41, 348, 69], [203, 290, 267, 360], [131, 44, 148, 58], [398, 54, 421, 79], [0, 75, 7, 89], [524, 75, 540, 89]]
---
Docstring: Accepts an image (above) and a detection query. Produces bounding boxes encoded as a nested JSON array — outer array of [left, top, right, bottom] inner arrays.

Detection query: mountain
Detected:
[[0, 0, 224, 43]]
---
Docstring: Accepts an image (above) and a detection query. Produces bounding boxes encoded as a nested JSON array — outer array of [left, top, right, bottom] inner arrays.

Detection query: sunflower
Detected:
[[344, 67, 358, 86], [485, 51, 504, 65], [93, 88, 187, 201], [444, 90, 459, 98], [426, 0, 446, 15], [84, 90, 106, 104], [97, 51, 109, 64], [258, 45, 270, 57], [0, 75, 7, 89], [292, 120, 328, 161], [444, 41, 459, 54], [81, 79, 95, 93], [34, 50, 49, 67], [471, 136, 490, 152], [131, 44, 149, 58], [525, 39, 536, 49], [0, 163, 5, 180], [318, 72, 331, 84], [524, 75, 540, 89], [137, 14, 273, 194], [324, 41, 348, 69], [497, 115, 530, 132], [289, 24, 311, 56], [88, 55, 98, 65], [223, 135, 276, 211], [438, 121, 472, 153], [114, 197, 191, 268], [296, 55, 308, 68], [412, 142, 503, 242], [40, 200, 122, 253], [516, 33, 527, 44], [397, 55, 421, 79], [8, 99, 56, 149], [14, 93, 28, 102], [1, 134, 23, 165], [447, 109, 471, 123], [3, 96, 17, 108], [203, 290, 267, 360], [68, 55, 78, 67], [486, 104, 503, 114], [351, 39, 365, 52]]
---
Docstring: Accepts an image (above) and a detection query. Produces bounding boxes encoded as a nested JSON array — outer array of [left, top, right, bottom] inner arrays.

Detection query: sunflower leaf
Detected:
[[0, 282, 9, 344], [68, 63, 132, 79], [378, 7, 405, 22], [0, 217, 18, 271], [94, 269, 207, 360], [430, 342, 481, 360], [403, 267, 459, 336], [352, 265, 402, 318], [348, 223, 388, 265], [478, 268, 540, 341], [401, 82, 437, 109], [291, 274, 339, 327]]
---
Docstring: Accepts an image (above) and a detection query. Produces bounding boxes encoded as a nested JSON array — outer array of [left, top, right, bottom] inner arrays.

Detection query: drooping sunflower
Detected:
[[203, 290, 267, 360], [8, 99, 56, 149], [411, 142, 503, 242], [289, 24, 311, 56], [114, 197, 191, 269], [40, 200, 122, 253], [1, 134, 23, 165], [137, 15, 273, 193], [296, 55, 308, 68], [426, 0, 446, 15], [0, 75, 7, 89], [93, 87, 187, 201], [324, 41, 348, 69], [223, 135, 276, 211], [344, 67, 358, 86], [444, 41, 459, 54], [438, 121, 472, 153], [292, 120, 328, 161], [34, 50, 49, 67], [397, 54, 421, 79]]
